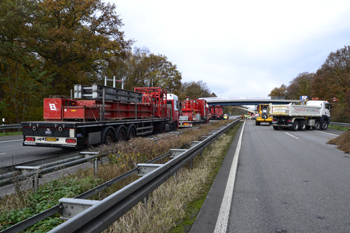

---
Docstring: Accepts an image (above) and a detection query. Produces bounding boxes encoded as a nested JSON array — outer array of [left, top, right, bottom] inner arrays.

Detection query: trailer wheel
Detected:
[[273, 126, 279, 130], [314, 121, 321, 130], [172, 122, 178, 130], [126, 125, 136, 140], [160, 122, 165, 133], [299, 120, 306, 131], [291, 121, 299, 131], [321, 122, 328, 130], [116, 125, 126, 141], [103, 129, 115, 145]]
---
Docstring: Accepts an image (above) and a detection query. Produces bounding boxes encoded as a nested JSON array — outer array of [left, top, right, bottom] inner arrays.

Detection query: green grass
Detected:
[[0, 176, 101, 232], [167, 122, 242, 233], [0, 131, 22, 137], [328, 124, 350, 131]]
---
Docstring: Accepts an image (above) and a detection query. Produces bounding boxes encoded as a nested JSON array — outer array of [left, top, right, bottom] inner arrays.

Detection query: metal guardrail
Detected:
[[0, 153, 101, 188], [0, 124, 22, 133], [329, 122, 350, 127], [1, 119, 240, 233]]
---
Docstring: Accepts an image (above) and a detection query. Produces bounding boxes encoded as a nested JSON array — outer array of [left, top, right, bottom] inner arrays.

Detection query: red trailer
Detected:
[[208, 105, 224, 120], [22, 85, 179, 149], [214, 105, 224, 120], [178, 97, 209, 128]]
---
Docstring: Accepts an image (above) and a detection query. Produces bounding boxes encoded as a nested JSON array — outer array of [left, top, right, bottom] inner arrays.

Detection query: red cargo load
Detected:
[[44, 98, 152, 121]]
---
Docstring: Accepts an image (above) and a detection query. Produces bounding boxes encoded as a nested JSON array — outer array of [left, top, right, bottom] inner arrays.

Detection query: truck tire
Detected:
[[160, 122, 165, 133], [103, 129, 115, 145], [172, 122, 178, 130], [255, 121, 260, 126], [291, 121, 299, 131], [126, 124, 136, 140], [273, 126, 279, 130], [321, 122, 328, 130], [116, 125, 126, 141], [298, 120, 306, 131], [154, 122, 165, 134], [314, 121, 321, 130]]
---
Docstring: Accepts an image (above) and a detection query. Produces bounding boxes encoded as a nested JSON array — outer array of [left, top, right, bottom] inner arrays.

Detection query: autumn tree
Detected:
[[31, 0, 133, 95], [0, 0, 53, 123], [285, 72, 314, 100], [269, 73, 314, 101], [312, 46, 350, 103], [312, 46, 350, 119], [124, 47, 182, 94], [268, 84, 287, 99], [178, 80, 212, 100]]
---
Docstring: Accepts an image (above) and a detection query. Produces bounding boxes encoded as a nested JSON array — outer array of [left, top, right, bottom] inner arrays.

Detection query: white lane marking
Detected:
[[314, 131, 339, 137], [0, 139, 23, 144], [285, 132, 299, 139], [0, 153, 6, 156], [214, 121, 246, 233]]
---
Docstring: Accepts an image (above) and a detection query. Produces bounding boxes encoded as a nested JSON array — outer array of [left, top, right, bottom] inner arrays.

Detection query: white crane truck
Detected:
[[269, 100, 331, 131]]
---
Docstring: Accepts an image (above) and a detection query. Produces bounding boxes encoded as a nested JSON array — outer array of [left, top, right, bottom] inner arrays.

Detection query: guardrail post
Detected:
[[80, 152, 100, 175], [33, 172, 40, 192], [191, 141, 203, 156], [137, 164, 163, 204], [59, 198, 101, 220], [94, 158, 98, 174], [188, 159, 193, 169], [15, 166, 42, 191]]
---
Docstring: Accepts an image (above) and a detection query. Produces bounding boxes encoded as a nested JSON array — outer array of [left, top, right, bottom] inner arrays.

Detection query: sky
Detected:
[[111, 0, 350, 98]]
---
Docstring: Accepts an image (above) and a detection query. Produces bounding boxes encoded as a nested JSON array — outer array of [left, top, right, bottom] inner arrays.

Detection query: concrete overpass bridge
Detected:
[[199, 97, 300, 106]]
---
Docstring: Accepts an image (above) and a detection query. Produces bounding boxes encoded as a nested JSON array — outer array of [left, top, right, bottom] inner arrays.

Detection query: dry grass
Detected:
[[105, 130, 233, 233], [0, 120, 236, 231]]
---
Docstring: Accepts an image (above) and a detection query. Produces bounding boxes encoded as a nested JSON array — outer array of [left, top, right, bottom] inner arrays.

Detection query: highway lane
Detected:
[[228, 121, 350, 232], [0, 135, 74, 167]]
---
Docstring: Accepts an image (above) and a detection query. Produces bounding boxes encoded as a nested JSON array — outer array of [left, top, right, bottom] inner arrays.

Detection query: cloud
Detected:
[[113, 0, 350, 97]]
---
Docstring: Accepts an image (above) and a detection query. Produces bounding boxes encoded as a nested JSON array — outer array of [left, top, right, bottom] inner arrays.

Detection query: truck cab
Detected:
[[166, 93, 179, 129]]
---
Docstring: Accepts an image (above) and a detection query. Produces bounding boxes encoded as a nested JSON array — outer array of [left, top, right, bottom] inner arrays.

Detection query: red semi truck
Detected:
[[178, 97, 209, 128], [22, 84, 179, 149], [209, 105, 224, 120]]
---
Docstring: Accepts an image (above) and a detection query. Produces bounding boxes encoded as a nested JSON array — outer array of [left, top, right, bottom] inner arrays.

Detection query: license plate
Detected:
[[184, 123, 189, 125], [46, 137, 57, 142]]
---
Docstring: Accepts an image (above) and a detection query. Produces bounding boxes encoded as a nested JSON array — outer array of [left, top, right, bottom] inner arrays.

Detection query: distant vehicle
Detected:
[[209, 105, 224, 120], [269, 100, 331, 130], [178, 97, 209, 127], [223, 114, 229, 120], [255, 104, 273, 125]]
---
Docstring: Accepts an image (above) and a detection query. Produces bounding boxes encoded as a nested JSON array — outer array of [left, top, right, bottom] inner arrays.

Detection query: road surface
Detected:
[[0, 135, 74, 167], [191, 120, 350, 233]]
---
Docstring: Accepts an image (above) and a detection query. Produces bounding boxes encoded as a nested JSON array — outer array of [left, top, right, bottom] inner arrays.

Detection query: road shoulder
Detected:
[[190, 122, 244, 233]]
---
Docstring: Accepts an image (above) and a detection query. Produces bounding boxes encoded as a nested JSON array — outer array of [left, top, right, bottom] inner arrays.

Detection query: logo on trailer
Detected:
[[49, 104, 57, 111]]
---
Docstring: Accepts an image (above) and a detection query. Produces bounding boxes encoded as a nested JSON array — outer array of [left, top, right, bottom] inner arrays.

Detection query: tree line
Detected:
[[269, 46, 350, 122], [0, 0, 213, 123]]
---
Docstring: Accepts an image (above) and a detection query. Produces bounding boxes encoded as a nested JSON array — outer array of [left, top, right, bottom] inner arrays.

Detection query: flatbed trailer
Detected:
[[22, 118, 171, 149], [22, 85, 178, 149]]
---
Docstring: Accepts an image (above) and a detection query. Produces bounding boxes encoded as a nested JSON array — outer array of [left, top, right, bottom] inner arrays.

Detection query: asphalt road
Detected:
[[192, 120, 350, 233], [0, 135, 74, 167]]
